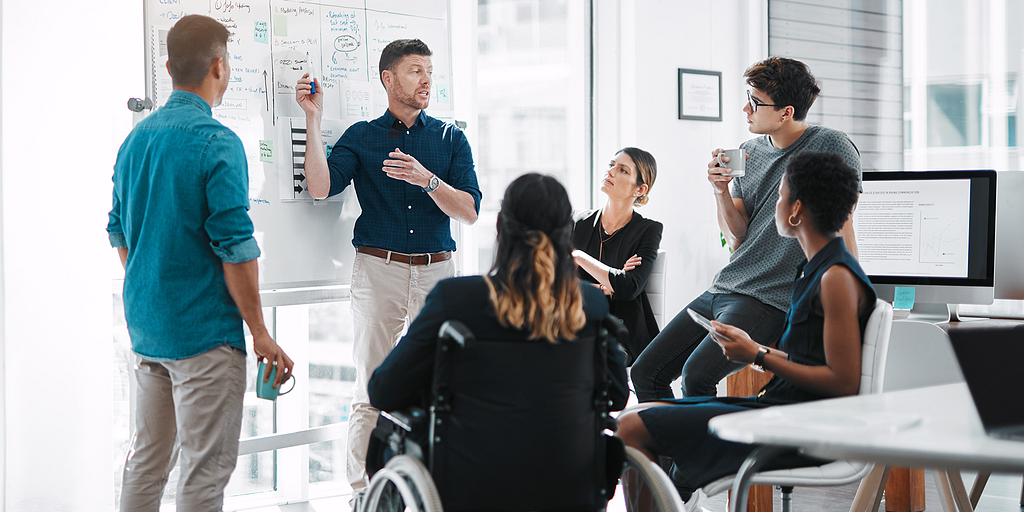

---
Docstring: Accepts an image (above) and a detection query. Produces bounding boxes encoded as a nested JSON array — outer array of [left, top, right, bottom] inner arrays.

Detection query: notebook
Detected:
[[948, 325, 1024, 441]]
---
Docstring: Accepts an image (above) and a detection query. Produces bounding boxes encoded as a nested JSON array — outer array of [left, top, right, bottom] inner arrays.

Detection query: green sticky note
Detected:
[[255, 20, 269, 43], [894, 286, 916, 310], [274, 15, 287, 36], [259, 140, 274, 163]]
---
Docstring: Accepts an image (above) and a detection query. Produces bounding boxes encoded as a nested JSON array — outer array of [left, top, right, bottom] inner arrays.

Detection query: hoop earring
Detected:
[[788, 215, 801, 227]]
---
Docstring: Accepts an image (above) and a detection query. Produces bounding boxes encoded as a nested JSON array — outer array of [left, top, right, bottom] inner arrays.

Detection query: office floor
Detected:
[[236, 471, 1023, 511]]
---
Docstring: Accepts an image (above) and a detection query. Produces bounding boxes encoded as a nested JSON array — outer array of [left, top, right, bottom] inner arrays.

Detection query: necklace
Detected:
[[598, 214, 624, 262]]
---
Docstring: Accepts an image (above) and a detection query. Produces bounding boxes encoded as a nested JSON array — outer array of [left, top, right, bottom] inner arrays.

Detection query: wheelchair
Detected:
[[361, 316, 683, 512]]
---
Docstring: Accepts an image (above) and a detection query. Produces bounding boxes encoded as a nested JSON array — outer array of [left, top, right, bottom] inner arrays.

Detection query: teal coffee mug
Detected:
[[256, 361, 295, 400]]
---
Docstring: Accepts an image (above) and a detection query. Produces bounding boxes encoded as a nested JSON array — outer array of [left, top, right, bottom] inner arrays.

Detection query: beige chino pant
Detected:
[[346, 252, 454, 492], [120, 344, 247, 512]]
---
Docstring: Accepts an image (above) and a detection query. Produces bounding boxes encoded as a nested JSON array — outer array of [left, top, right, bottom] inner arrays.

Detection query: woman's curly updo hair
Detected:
[[485, 173, 585, 342], [784, 151, 859, 234]]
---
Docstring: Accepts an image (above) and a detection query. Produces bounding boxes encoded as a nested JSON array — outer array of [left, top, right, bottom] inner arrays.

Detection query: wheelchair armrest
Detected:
[[381, 407, 428, 432]]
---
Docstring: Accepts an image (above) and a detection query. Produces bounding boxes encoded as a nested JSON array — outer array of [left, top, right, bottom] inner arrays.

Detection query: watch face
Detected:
[[430, 176, 440, 189]]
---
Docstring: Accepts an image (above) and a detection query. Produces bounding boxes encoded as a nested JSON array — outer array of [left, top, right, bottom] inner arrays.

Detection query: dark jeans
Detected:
[[630, 291, 788, 400]]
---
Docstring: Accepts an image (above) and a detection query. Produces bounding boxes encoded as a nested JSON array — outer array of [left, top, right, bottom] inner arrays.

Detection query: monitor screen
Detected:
[[853, 170, 996, 313]]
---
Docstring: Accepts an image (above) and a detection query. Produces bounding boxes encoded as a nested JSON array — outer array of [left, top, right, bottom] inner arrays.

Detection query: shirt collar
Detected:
[[167, 90, 213, 117], [797, 236, 846, 279], [380, 109, 426, 130]]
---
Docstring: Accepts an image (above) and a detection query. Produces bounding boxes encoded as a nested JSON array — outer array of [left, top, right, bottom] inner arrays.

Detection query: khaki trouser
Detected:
[[347, 252, 454, 492], [120, 344, 246, 512]]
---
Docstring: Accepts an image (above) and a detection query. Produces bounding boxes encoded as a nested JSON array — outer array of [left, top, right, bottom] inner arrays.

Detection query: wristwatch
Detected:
[[751, 345, 771, 372], [422, 174, 440, 193]]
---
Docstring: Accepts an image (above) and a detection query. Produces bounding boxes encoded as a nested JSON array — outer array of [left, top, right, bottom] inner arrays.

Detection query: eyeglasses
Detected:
[[747, 90, 778, 112]]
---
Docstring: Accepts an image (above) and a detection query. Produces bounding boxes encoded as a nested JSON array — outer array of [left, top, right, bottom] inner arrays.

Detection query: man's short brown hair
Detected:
[[167, 15, 230, 87]]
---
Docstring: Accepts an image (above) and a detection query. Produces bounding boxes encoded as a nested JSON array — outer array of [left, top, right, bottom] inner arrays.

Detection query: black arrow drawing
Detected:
[[294, 185, 304, 194], [294, 174, 306, 182]]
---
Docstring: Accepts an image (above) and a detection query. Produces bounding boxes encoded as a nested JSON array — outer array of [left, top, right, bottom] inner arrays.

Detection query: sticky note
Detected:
[[274, 15, 288, 36], [894, 286, 916, 310], [259, 140, 274, 163], [254, 21, 269, 44]]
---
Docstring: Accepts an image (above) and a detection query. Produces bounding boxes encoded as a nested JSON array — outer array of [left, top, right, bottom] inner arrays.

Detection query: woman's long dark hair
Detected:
[[484, 173, 585, 342]]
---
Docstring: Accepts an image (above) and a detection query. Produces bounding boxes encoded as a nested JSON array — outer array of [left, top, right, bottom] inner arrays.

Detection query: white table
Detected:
[[708, 383, 1024, 512]]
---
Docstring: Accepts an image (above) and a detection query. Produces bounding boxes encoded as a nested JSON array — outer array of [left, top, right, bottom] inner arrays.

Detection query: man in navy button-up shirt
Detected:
[[108, 15, 294, 511], [295, 38, 480, 498]]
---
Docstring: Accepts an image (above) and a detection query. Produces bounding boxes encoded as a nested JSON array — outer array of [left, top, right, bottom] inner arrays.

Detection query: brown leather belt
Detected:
[[356, 246, 451, 265]]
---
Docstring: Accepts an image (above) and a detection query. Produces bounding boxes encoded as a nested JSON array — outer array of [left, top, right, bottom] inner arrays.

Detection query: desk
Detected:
[[708, 383, 1024, 512]]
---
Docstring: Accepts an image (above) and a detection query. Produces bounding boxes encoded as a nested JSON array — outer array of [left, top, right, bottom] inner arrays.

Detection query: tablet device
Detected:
[[686, 308, 726, 346]]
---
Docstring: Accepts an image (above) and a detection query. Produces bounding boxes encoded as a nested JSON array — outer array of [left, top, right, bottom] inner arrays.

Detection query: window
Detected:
[[768, 0, 904, 170], [904, 0, 1022, 169], [471, 0, 592, 273]]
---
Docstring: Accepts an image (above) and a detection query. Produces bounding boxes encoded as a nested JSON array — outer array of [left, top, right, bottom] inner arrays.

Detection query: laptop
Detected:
[[948, 325, 1024, 441]]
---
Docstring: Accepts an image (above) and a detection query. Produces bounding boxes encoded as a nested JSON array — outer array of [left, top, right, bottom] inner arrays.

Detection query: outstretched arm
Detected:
[[295, 74, 331, 199]]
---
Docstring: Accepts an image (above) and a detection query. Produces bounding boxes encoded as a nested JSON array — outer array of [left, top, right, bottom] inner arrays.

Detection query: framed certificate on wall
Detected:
[[678, 69, 722, 121]]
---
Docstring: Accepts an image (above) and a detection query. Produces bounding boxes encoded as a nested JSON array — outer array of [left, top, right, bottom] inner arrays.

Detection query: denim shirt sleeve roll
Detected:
[[203, 131, 261, 263]]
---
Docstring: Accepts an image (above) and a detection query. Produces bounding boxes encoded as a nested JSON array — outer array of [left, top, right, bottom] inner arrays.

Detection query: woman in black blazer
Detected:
[[572, 147, 663, 364]]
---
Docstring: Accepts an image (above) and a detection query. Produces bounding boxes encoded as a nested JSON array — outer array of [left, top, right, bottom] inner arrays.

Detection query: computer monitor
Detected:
[[994, 171, 1024, 300], [853, 170, 997, 323]]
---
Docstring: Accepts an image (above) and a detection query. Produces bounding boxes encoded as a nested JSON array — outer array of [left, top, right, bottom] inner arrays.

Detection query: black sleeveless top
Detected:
[[759, 237, 876, 405]]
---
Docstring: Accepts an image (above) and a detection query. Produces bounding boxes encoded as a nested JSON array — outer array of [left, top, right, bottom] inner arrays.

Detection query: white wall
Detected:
[[1, 0, 140, 509], [594, 0, 767, 318]]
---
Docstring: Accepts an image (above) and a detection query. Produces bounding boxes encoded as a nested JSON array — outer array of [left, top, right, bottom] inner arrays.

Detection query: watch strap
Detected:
[[752, 345, 770, 371]]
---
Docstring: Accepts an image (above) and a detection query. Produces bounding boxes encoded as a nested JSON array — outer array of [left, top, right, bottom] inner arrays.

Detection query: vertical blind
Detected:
[[769, 0, 903, 171]]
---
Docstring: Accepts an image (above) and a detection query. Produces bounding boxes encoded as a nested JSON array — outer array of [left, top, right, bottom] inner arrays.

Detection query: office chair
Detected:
[[363, 317, 683, 512], [647, 249, 668, 328], [703, 298, 894, 512]]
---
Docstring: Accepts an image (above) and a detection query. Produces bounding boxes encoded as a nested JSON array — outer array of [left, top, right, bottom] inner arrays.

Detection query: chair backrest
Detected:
[[859, 299, 895, 395], [646, 249, 668, 327], [430, 325, 610, 512], [882, 320, 964, 392]]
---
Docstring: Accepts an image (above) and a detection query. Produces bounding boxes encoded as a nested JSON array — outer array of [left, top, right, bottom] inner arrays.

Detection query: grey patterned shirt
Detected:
[[709, 125, 862, 311]]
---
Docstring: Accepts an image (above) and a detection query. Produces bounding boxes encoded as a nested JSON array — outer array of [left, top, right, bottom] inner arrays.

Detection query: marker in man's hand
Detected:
[[307, 52, 316, 95]]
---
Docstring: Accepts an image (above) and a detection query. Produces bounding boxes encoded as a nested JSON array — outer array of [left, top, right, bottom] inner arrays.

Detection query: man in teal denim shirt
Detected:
[[107, 15, 293, 511]]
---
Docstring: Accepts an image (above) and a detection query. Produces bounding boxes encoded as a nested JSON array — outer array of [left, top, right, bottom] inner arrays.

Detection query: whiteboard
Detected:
[[143, 0, 453, 290]]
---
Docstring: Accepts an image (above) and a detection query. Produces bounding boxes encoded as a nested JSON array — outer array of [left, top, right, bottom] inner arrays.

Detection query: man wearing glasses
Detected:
[[631, 57, 861, 404]]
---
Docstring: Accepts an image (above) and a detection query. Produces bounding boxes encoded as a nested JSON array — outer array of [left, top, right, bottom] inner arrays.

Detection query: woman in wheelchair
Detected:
[[367, 173, 629, 511], [616, 151, 876, 509]]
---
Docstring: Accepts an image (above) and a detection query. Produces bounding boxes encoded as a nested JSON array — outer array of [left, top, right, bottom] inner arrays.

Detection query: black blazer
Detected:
[[572, 209, 663, 363], [368, 277, 630, 511], [369, 276, 629, 413]]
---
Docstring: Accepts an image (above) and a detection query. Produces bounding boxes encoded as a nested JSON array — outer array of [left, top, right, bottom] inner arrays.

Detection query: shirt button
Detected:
[[408, 205, 412, 209], [409, 229, 414, 234], [406, 131, 410, 135]]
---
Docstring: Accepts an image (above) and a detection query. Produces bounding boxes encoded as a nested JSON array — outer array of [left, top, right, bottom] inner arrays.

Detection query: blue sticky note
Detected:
[[894, 286, 916, 310], [254, 21, 269, 44]]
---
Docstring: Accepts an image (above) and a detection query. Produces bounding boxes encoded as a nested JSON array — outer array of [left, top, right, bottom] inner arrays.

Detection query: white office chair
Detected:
[[702, 298, 895, 512], [646, 249, 668, 328]]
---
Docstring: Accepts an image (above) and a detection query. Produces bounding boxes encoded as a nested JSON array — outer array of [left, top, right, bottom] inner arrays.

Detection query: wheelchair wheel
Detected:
[[363, 455, 443, 512], [618, 446, 686, 512]]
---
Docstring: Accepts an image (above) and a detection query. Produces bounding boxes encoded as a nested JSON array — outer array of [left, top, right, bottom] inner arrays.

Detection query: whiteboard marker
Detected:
[[307, 52, 316, 95]]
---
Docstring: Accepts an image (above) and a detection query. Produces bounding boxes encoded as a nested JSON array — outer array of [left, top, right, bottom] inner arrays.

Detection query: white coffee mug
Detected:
[[716, 149, 746, 177]]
